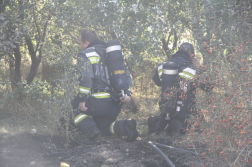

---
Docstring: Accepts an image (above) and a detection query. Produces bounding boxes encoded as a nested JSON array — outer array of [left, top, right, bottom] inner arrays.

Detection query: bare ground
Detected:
[[0, 130, 212, 167]]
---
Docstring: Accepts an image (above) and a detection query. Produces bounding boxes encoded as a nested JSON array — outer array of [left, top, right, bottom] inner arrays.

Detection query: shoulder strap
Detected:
[[94, 46, 114, 90]]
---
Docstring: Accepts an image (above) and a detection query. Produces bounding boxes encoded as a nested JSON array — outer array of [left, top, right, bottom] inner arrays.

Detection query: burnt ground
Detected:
[[0, 130, 214, 167]]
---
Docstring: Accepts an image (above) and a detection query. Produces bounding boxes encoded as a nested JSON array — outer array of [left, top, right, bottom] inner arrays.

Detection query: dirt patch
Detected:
[[0, 132, 210, 167], [0, 133, 55, 167]]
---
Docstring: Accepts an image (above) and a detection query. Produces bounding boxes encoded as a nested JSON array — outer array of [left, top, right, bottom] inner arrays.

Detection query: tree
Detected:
[[0, 0, 52, 91], [1, 0, 195, 91]]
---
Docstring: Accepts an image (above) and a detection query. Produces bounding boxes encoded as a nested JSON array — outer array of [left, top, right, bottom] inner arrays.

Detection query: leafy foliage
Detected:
[[181, 0, 252, 166], [1, 0, 252, 166]]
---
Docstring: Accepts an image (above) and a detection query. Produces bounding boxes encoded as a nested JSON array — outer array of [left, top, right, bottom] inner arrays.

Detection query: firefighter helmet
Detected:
[[179, 42, 194, 54]]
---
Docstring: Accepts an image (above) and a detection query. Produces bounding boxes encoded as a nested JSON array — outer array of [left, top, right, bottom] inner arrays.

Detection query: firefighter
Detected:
[[148, 42, 213, 135], [71, 29, 138, 142]]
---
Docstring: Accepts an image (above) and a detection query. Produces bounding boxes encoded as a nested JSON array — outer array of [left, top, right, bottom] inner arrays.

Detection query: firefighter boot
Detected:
[[147, 116, 159, 134], [148, 116, 168, 135], [168, 119, 185, 136], [73, 114, 101, 140], [113, 119, 138, 142]]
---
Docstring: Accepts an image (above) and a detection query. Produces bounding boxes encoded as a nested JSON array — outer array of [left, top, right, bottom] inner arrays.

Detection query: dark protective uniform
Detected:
[[151, 50, 212, 134], [71, 39, 138, 141]]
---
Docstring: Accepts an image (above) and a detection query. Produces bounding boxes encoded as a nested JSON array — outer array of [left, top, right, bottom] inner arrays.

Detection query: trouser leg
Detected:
[[90, 104, 139, 142], [110, 119, 139, 142], [73, 113, 100, 139], [71, 97, 100, 139], [86, 98, 121, 136], [167, 118, 187, 135], [92, 115, 118, 136]]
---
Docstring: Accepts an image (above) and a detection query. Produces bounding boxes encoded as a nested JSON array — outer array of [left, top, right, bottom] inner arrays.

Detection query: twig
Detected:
[[232, 143, 249, 166]]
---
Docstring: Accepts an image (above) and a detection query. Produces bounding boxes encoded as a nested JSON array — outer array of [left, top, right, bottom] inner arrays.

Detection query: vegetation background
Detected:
[[0, 0, 252, 166]]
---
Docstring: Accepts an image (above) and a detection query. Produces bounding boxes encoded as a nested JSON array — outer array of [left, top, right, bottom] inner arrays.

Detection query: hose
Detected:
[[148, 141, 175, 167], [152, 142, 204, 157]]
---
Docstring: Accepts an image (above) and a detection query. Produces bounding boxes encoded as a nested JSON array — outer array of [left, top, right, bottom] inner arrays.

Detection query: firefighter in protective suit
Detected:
[[71, 29, 138, 142], [148, 42, 213, 135]]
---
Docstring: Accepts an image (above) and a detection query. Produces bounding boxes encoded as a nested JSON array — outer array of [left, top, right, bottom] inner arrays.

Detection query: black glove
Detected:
[[199, 82, 214, 92], [124, 89, 132, 97]]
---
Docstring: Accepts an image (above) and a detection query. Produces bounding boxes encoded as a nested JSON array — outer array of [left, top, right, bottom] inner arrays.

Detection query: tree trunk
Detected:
[[26, 58, 41, 84], [25, 14, 51, 84], [25, 35, 41, 84], [13, 43, 22, 84], [8, 55, 16, 90]]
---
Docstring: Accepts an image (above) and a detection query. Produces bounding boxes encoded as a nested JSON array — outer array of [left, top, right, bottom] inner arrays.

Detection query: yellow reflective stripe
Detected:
[[79, 86, 90, 94], [158, 70, 162, 78], [73, 114, 88, 126], [110, 121, 116, 135], [179, 68, 196, 80], [158, 65, 163, 78], [88, 57, 100, 64], [183, 67, 196, 75], [179, 71, 194, 80], [92, 92, 111, 98]]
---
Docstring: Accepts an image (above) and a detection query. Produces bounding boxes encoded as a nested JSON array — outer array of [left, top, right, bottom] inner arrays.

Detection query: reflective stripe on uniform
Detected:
[[86, 47, 95, 50], [106, 45, 121, 53], [158, 65, 163, 78], [86, 52, 100, 57], [73, 114, 88, 126], [110, 121, 116, 135], [177, 101, 182, 105], [179, 68, 196, 80], [183, 67, 196, 75], [163, 69, 178, 75], [179, 72, 194, 80], [79, 86, 91, 94], [88, 56, 101, 64], [92, 92, 111, 98]]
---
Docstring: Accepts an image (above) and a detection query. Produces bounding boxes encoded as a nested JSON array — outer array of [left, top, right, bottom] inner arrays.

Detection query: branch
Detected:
[[167, 29, 172, 45], [68, 32, 79, 45], [42, 15, 51, 43], [25, 35, 37, 61], [172, 30, 178, 51], [161, 38, 169, 57], [230, 88, 252, 103], [232, 143, 249, 166], [198, 82, 252, 105], [38, 14, 51, 61], [110, 31, 117, 39], [243, 20, 252, 34], [33, 7, 40, 53], [18, 0, 24, 20]]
